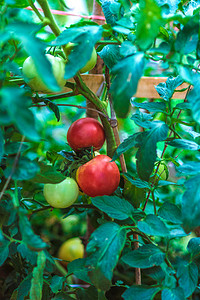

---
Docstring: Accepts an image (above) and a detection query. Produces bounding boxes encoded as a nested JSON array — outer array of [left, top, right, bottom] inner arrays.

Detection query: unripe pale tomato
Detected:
[[22, 54, 66, 93], [80, 47, 97, 73], [67, 117, 105, 151], [58, 237, 84, 267], [76, 155, 120, 197], [43, 178, 79, 208]]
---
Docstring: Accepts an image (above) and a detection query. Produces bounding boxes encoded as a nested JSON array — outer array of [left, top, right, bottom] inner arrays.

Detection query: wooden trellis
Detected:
[[64, 75, 189, 99]]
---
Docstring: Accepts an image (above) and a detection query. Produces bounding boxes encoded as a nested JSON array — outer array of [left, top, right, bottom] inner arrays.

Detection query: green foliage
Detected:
[[1, 0, 200, 298]]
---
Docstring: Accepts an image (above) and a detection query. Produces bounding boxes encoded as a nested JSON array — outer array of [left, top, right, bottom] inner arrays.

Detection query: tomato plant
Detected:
[[67, 117, 105, 151], [22, 54, 66, 93], [43, 178, 79, 208], [76, 155, 120, 197], [1, 0, 200, 299]]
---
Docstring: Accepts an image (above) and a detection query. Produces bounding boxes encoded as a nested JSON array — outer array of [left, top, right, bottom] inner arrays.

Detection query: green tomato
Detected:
[[22, 54, 66, 93], [43, 178, 79, 208], [79, 48, 97, 73]]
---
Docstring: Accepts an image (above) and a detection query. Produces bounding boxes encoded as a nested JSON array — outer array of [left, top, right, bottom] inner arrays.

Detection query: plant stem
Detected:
[[0, 136, 25, 202], [28, 0, 44, 21], [36, 0, 61, 36]]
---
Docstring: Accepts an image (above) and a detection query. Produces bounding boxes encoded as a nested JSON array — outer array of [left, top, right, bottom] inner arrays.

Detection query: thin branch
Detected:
[[0, 136, 25, 202]]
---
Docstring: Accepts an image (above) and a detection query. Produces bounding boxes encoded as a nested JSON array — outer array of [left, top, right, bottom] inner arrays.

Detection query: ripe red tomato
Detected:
[[67, 117, 105, 151], [76, 155, 120, 197]]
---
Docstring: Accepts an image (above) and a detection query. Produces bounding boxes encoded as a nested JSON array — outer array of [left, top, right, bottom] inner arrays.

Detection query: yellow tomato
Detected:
[[58, 238, 84, 267]]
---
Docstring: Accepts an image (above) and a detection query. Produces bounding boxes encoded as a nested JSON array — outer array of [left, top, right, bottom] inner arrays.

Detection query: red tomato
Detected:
[[67, 118, 105, 151], [76, 155, 120, 197]]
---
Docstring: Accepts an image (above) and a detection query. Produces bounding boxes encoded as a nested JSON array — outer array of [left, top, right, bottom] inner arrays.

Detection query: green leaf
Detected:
[[124, 174, 150, 189], [44, 99, 60, 122], [101, 0, 121, 26], [177, 161, 200, 175], [110, 52, 145, 118], [187, 238, 200, 259], [161, 287, 185, 300], [175, 13, 199, 54], [50, 276, 66, 293], [86, 222, 127, 291], [0, 87, 40, 141], [122, 285, 160, 300], [0, 230, 10, 266], [19, 210, 47, 250], [136, 0, 162, 50], [158, 202, 182, 224], [131, 100, 167, 113], [182, 174, 200, 233], [76, 286, 99, 300], [155, 0, 181, 16], [67, 258, 91, 284], [0, 128, 4, 162], [120, 41, 137, 56], [92, 195, 144, 220], [4, 157, 40, 180], [4, 142, 29, 155], [98, 44, 123, 69], [138, 214, 169, 236], [136, 122, 168, 181], [177, 261, 198, 298], [0, 0, 29, 8], [167, 139, 200, 151], [187, 85, 200, 124], [131, 110, 153, 128], [17, 244, 37, 265], [17, 274, 32, 300], [8, 22, 61, 92], [155, 76, 183, 101], [31, 162, 65, 184], [30, 251, 46, 300], [51, 292, 75, 300], [112, 132, 143, 161], [51, 26, 102, 79], [122, 244, 165, 268]]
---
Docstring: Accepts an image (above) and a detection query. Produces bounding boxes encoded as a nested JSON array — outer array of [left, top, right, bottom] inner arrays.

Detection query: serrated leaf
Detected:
[[110, 52, 145, 118], [124, 174, 150, 189], [177, 161, 200, 175], [138, 214, 169, 236], [50, 275, 66, 293], [50, 26, 102, 79], [177, 261, 198, 298], [158, 202, 182, 224], [98, 44, 122, 69], [112, 132, 143, 161], [136, 122, 169, 181], [92, 195, 143, 220], [155, 76, 183, 101], [131, 110, 153, 128], [4, 142, 29, 155], [182, 175, 200, 233], [167, 139, 200, 150], [0, 87, 40, 141], [31, 162, 65, 184], [101, 0, 121, 26], [17, 273, 32, 300], [131, 100, 167, 113], [4, 157, 40, 180], [161, 287, 185, 300], [122, 244, 166, 268], [8, 22, 61, 92], [17, 244, 37, 265], [30, 251, 46, 300], [67, 258, 91, 284], [86, 222, 127, 291], [175, 13, 199, 54], [122, 285, 160, 300], [0, 230, 10, 266], [187, 84, 200, 124], [19, 210, 47, 250], [187, 238, 200, 259], [136, 0, 162, 50]]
